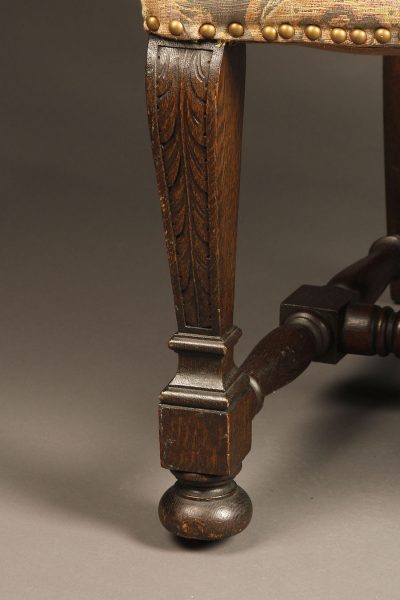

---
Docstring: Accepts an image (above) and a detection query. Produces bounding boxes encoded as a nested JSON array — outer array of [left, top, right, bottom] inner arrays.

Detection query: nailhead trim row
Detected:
[[145, 16, 395, 47]]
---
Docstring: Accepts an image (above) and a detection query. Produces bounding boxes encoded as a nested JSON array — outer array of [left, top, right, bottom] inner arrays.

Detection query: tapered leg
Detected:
[[146, 37, 253, 540], [384, 56, 400, 303]]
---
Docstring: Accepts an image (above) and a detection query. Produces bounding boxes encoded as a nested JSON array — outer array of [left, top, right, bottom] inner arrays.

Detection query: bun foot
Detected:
[[158, 471, 253, 541]]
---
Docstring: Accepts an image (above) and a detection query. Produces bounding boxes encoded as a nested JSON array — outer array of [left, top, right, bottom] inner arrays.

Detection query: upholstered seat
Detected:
[[142, 0, 400, 50]]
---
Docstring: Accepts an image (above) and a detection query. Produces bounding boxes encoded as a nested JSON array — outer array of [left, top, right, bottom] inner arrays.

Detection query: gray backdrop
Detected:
[[2, 1, 399, 599]]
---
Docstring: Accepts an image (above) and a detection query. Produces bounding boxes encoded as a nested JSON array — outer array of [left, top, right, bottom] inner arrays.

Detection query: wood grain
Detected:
[[155, 45, 212, 329], [147, 37, 245, 335], [144, 34, 400, 542], [146, 37, 252, 539]]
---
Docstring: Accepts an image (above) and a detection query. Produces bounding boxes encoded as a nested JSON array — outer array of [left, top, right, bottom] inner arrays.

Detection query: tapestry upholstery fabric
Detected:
[[141, 0, 400, 50]]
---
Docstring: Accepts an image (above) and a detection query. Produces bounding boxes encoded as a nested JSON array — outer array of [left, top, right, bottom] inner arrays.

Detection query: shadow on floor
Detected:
[[0, 354, 399, 553], [233, 355, 400, 551]]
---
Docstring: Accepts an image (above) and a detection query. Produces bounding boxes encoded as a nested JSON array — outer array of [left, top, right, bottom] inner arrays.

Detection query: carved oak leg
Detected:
[[146, 37, 253, 540], [384, 56, 400, 303]]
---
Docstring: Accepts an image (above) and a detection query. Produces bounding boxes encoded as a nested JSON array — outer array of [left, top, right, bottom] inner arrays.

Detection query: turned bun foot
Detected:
[[158, 471, 253, 541]]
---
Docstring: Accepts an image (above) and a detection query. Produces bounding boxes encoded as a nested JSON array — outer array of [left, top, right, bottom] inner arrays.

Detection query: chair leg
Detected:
[[144, 40, 400, 543], [146, 37, 253, 540], [384, 56, 400, 303]]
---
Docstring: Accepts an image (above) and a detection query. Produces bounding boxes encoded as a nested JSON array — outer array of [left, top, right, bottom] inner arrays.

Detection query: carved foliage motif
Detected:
[[156, 45, 213, 329]]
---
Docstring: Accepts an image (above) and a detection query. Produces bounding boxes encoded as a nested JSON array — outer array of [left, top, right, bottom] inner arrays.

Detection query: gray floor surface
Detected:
[[2, 3, 400, 598]]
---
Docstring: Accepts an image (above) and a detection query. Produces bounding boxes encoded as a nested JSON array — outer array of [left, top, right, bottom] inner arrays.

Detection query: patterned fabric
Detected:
[[141, 0, 400, 50]]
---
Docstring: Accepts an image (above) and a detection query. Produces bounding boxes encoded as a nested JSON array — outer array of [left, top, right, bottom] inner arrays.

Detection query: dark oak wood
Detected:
[[240, 235, 400, 406], [147, 37, 244, 336], [144, 31, 400, 542], [328, 235, 400, 303], [241, 236, 400, 407], [240, 317, 328, 414], [159, 471, 252, 541], [146, 37, 252, 540], [280, 284, 356, 364], [342, 303, 400, 357], [384, 57, 400, 303]]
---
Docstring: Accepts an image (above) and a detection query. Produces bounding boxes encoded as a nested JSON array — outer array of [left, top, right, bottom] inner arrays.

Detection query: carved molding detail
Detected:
[[156, 45, 213, 329]]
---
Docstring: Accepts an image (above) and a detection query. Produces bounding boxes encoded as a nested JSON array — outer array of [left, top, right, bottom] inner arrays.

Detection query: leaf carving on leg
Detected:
[[156, 46, 212, 329]]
